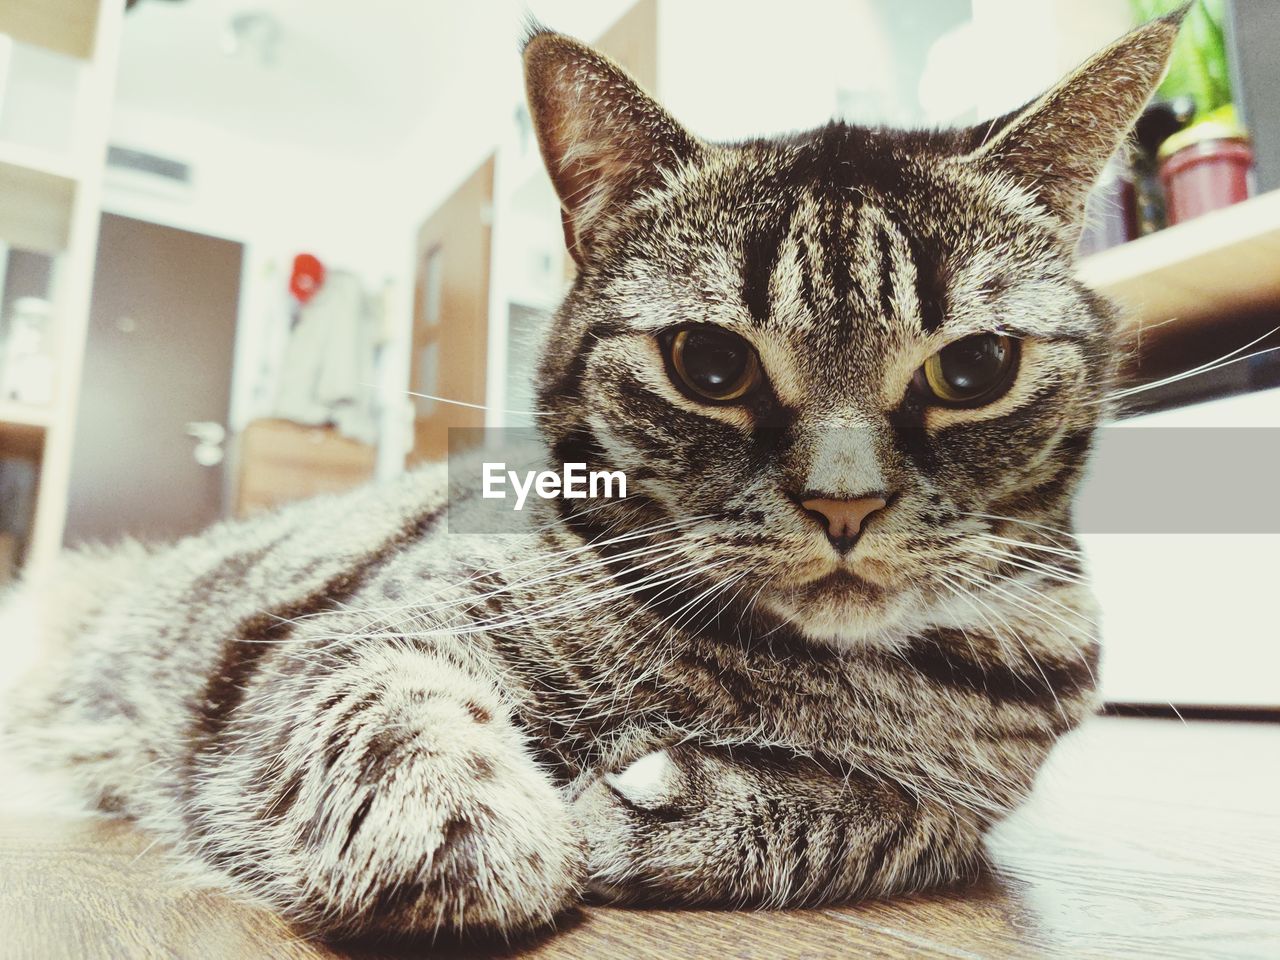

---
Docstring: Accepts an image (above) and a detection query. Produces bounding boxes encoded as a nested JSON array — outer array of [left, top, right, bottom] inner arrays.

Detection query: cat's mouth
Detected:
[[794, 569, 887, 599], [756, 560, 916, 649]]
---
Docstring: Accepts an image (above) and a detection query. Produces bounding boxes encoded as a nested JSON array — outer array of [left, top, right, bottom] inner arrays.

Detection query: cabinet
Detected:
[[235, 418, 376, 518]]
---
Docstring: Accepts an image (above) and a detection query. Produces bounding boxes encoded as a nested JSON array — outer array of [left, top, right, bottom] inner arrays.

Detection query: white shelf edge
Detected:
[[0, 403, 53, 430], [1076, 189, 1280, 292], [0, 141, 82, 183]]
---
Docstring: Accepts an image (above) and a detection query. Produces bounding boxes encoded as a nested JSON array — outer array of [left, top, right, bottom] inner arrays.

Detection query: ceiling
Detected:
[[114, 0, 635, 157]]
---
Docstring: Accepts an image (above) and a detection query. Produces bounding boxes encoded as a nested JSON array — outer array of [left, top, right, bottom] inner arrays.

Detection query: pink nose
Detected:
[[799, 495, 888, 551]]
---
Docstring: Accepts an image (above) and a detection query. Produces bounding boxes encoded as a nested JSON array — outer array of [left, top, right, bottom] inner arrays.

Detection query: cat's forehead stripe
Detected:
[[737, 182, 944, 340], [741, 202, 791, 325]]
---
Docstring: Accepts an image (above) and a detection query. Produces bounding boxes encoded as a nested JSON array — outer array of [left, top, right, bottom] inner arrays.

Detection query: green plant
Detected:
[[1129, 0, 1233, 119]]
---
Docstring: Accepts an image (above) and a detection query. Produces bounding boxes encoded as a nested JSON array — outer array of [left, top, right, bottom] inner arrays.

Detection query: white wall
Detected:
[[659, 0, 912, 138], [964, 0, 1135, 116], [659, 0, 1135, 138]]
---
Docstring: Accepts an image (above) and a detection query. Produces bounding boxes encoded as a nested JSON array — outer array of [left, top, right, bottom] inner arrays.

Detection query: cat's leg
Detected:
[[184, 641, 582, 939], [574, 743, 985, 907]]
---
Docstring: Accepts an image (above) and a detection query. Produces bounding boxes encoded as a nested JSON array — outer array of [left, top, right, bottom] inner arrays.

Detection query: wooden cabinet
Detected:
[[234, 418, 375, 517]]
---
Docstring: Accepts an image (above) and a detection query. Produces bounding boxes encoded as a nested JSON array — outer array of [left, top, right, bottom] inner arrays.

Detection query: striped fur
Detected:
[[1, 13, 1182, 941]]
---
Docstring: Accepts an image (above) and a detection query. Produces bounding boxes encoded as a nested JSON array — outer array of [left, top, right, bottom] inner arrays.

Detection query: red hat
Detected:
[[289, 252, 325, 303]]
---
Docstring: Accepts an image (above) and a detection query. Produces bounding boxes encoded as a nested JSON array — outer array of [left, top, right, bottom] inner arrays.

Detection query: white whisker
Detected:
[[402, 388, 552, 418], [1105, 321, 1280, 402]]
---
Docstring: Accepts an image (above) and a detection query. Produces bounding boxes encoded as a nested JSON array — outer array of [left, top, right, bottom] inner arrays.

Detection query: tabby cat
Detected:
[[1, 11, 1182, 941]]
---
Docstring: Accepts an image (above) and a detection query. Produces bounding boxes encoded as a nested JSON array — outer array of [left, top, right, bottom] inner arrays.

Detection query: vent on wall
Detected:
[[105, 145, 193, 200]]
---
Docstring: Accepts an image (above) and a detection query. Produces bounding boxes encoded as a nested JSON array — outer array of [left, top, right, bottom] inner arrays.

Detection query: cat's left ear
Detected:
[[523, 28, 702, 264], [962, 8, 1186, 232]]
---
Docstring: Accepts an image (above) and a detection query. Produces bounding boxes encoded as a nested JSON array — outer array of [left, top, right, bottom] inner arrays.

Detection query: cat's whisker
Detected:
[[930, 578, 989, 665], [275, 514, 722, 636], [342, 560, 713, 648], [956, 510, 1076, 545], [972, 560, 1095, 619], [738, 581, 770, 631], [971, 533, 1083, 560], [381, 510, 713, 605], [639, 564, 758, 653], [470, 553, 704, 632], [1107, 344, 1280, 402], [950, 561, 1091, 634], [606, 560, 760, 656], [454, 555, 737, 638], [475, 510, 721, 577], [944, 567, 1073, 719], [962, 569, 1099, 667], [1102, 321, 1280, 402], [934, 575, 1022, 665], [948, 562, 1098, 679], [368, 537, 695, 634], [594, 568, 753, 706], [972, 546, 1090, 588], [402, 388, 552, 418], [658, 571, 750, 647]]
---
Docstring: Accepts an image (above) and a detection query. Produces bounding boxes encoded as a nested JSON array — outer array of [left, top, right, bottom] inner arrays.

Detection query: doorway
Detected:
[[64, 213, 243, 545]]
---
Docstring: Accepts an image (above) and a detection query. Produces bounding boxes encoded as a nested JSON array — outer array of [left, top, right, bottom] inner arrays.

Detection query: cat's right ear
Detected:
[[523, 28, 701, 265], [959, 9, 1185, 233]]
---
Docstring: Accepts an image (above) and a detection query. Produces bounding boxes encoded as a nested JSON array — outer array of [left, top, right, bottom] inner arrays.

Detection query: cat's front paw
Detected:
[[209, 657, 586, 939], [574, 747, 709, 902], [302, 688, 584, 938]]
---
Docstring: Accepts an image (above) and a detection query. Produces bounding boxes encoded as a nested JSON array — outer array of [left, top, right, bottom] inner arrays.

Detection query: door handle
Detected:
[[186, 421, 226, 467]]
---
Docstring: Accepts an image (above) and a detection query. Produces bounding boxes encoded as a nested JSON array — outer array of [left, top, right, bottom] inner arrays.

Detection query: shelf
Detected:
[[0, 153, 76, 253], [1078, 189, 1280, 341], [0, 403, 52, 430], [0, 141, 82, 182], [0, 0, 99, 60], [0, 404, 50, 455]]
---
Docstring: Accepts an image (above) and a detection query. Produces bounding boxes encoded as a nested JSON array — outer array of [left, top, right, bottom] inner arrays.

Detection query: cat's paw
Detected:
[[312, 694, 583, 937], [603, 749, 685, 810], [219, 654, 585, 939], [574, 747, 708, 902]]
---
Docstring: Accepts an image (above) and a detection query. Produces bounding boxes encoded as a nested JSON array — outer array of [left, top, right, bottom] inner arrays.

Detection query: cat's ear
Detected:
[[523, 28, 701, 264], [961, 9, 1186, 231]]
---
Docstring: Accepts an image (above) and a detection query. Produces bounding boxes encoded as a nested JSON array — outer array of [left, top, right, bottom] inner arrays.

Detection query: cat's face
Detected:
[[524, 18, 1178, 648]]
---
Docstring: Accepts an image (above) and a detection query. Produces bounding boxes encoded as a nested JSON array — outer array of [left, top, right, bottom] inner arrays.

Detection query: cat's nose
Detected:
[[796, 494, 889, 553]]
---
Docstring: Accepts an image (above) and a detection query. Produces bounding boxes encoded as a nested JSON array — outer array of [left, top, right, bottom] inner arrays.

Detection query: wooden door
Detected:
[[409, 155, 494, 464], [64, 214, 242, 545]]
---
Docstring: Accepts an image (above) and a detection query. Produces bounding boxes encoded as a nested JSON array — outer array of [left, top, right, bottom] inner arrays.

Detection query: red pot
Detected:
[[1158, 126, 1253, 226]]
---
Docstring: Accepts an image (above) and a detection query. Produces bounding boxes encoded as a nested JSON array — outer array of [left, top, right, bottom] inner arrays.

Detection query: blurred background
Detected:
[[0, 0, 1276, 711]]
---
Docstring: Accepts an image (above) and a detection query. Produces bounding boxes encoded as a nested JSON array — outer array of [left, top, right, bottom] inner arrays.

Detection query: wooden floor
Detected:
[[1, 716, 1277, 959]]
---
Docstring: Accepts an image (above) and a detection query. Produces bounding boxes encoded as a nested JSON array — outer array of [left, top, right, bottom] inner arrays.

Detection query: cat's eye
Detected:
[[665, 326, 762, 403], [913, 333, 1018, 407]]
